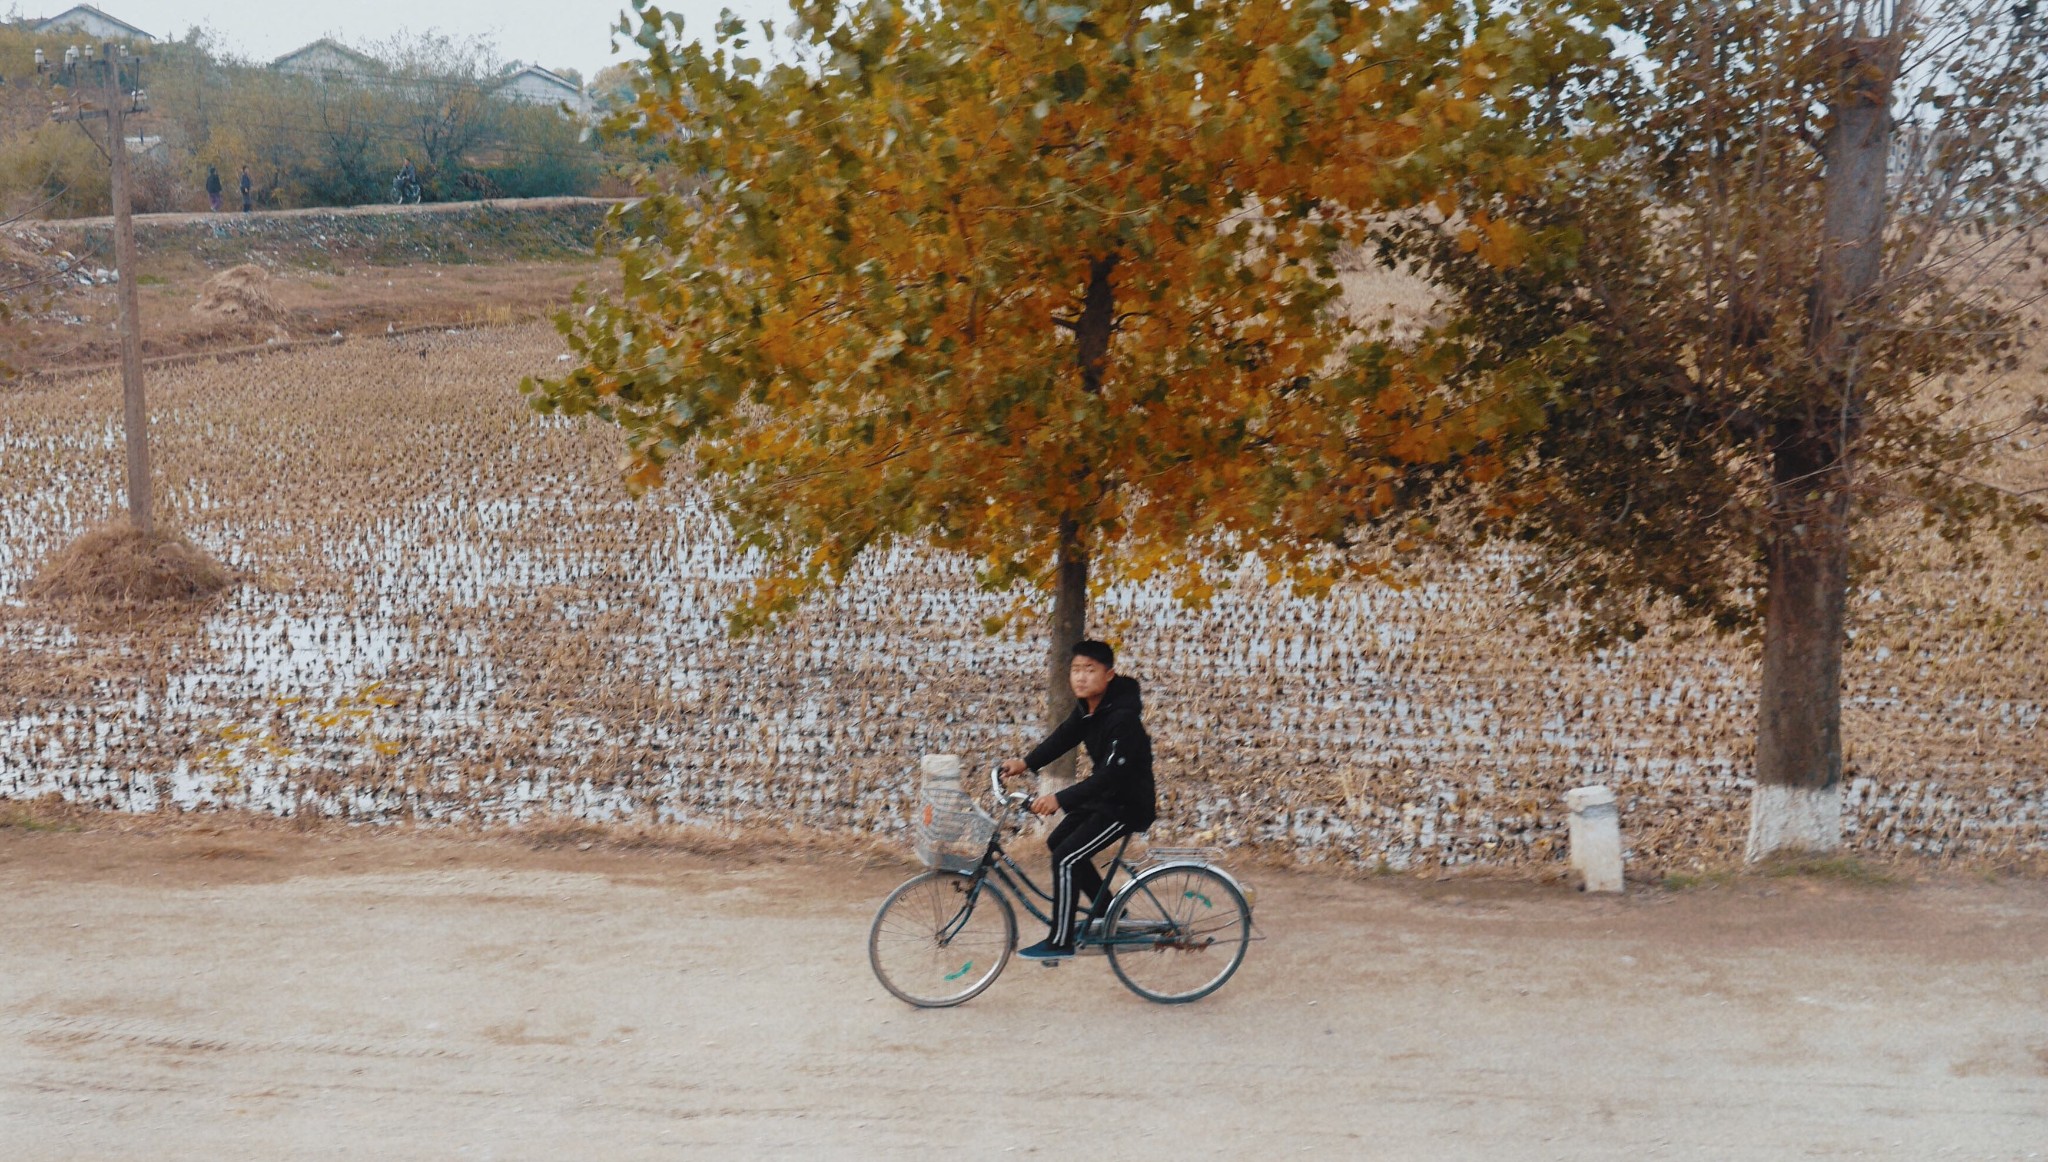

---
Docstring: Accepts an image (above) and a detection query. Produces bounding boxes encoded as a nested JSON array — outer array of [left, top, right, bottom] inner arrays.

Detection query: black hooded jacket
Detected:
[[1025, 674, 1157, 830]]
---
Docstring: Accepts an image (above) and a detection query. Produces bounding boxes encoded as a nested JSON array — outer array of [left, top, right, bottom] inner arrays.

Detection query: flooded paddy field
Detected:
[[1, 323, 2042, 874]]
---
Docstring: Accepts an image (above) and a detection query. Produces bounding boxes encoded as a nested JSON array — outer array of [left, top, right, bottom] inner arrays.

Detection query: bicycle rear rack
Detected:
[[1140, 846, 1225, 867]]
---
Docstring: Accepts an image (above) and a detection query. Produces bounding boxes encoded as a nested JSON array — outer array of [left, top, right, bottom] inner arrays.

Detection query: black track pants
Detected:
[[1046, 810, 1128, 948]]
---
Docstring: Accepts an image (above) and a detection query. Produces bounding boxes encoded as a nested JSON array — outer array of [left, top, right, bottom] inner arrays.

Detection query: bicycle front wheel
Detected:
[[1104, 864, 1251, 1004], [868, 870, 1016, 1008]]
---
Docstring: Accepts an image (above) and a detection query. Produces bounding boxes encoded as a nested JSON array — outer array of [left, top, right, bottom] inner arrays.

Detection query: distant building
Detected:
[[123, 133, 168, 164], [272, 39, 384, 82], [33, 4, 153, 42], [493, 64, 589, 116]]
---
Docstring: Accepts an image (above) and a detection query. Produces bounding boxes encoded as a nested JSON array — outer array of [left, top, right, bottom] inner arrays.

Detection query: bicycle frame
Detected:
[[940, 805, 1204, 952]]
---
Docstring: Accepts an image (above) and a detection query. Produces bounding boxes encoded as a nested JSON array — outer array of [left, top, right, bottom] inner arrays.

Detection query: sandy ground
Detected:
[[1, 822, 2044, 1161]]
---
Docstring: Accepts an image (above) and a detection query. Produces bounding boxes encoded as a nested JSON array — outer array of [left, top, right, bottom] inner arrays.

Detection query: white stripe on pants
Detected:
[[1050, 816, 1127, 947]]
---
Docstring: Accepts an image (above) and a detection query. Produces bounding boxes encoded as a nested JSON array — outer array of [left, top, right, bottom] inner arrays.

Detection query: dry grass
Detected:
[[25, 523, 235, 609], [1754, 852, 1906, 886], [189, 264, 283, 326], [0, 794, 95, 832]]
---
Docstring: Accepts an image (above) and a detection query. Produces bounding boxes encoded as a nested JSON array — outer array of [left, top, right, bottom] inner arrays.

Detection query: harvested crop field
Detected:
[[0, 321, 2043, 875]]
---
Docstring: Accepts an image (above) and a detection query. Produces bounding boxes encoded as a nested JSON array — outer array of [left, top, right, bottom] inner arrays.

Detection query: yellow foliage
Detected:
[[530, 0, 1606, 626]]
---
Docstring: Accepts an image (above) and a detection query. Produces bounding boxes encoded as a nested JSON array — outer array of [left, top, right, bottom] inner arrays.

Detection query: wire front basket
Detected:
[[913, 784, 997, 872]]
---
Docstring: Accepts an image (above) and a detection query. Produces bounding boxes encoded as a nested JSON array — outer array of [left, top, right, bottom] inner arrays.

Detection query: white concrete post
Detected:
[[1564, 785, 1625, 893]]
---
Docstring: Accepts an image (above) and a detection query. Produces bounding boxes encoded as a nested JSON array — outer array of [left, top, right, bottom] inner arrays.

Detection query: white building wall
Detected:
[[497, 71, 590, 116], [36, 8, 153, 43], [275, 44, 376, 80]]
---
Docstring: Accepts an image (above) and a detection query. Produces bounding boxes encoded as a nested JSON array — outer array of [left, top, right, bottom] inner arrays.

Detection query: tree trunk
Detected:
[[1746, 31, 1895, 860], [1749, 437, 1851, 858], [1041, 519, 1088, 791], [1038, 256, 1116, 794], [1076, 256, 1116, 395]]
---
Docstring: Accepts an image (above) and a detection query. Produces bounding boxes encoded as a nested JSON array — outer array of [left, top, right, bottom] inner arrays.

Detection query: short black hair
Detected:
[[1071, 639, 1115, 669]]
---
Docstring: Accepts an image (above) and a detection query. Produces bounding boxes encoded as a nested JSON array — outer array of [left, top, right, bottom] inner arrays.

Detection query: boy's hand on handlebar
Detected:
[[993, 759, 1056, 813]]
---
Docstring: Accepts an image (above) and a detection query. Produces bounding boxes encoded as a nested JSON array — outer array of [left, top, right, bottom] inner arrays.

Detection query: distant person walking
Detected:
[[239, 166, 252, 213], [205, 165, 222, 213]]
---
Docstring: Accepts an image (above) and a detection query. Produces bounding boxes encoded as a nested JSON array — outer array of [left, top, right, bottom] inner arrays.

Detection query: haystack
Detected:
[[26, 524, 235, 607], [190, 264, 283, 325]]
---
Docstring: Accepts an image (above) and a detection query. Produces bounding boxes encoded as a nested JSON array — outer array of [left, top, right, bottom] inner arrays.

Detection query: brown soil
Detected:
[[1, 811, 2043, 1159], [4, 258, 607, 372]]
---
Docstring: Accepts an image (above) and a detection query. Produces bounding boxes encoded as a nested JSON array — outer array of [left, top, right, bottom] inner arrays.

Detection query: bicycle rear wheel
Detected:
[[1104, 864, 1251, 1004], [868, 870, 1016, 1008]]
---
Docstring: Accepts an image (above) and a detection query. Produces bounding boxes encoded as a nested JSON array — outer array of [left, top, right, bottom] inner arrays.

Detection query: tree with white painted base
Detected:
[[1372, 0, 2048, 860]]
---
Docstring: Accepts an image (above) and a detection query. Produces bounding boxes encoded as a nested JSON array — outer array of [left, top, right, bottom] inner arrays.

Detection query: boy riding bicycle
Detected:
[[998, 639, 1157, 961]]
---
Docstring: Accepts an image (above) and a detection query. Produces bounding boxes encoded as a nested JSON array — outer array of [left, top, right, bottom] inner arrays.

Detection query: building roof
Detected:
[[271, 38, 384, 73], [33, 5, 153, 41], [496, 64, 581, 95]]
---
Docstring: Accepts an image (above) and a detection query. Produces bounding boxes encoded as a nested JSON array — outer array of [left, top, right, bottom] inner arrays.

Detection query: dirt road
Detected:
[[1, 823, 2043, 1160]]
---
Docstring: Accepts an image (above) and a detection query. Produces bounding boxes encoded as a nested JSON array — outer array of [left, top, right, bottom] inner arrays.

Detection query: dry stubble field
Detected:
[[0, 299, 2043, 873]]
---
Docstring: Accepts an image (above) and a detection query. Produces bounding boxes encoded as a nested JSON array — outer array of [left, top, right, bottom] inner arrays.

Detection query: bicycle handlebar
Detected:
[[990, 765, 1032, 811]]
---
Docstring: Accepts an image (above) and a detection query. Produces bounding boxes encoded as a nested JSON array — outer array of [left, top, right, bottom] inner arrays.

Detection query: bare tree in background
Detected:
[[371, 31, 504, 200]]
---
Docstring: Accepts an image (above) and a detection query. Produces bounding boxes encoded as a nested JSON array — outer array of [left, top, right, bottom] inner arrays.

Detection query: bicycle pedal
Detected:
[[1037, 958, 1064, 968]]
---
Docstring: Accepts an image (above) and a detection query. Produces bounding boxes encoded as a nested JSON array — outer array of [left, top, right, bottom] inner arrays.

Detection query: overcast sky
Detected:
[[34, 0, 790, 80]]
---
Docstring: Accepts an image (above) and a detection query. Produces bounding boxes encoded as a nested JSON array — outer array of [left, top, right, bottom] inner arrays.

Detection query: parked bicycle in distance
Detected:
[[868, 763, 1256, 1007]]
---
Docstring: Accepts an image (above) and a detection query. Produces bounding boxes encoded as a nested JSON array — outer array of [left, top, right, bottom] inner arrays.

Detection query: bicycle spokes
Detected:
[[1104, 865, 1251, 1004], [869, 871, 1017, 1008]]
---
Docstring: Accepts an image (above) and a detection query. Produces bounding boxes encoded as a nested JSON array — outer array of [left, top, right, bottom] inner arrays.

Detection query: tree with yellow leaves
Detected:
[[529, 0, 1611, 758]]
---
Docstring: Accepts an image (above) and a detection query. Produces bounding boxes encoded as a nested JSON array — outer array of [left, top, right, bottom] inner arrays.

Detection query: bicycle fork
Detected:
[[936, 877, 991, 947]]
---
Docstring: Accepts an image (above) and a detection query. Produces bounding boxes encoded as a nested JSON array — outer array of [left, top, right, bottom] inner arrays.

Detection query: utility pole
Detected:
[[39, 42, 153, 535]]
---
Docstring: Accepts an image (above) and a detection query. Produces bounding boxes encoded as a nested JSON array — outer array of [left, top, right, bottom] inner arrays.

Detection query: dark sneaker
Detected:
[[1018, 939, 1075, 961]]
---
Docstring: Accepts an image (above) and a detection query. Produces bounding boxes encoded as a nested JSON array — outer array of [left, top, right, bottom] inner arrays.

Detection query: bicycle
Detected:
[[868, 764, 1255, 1007]]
